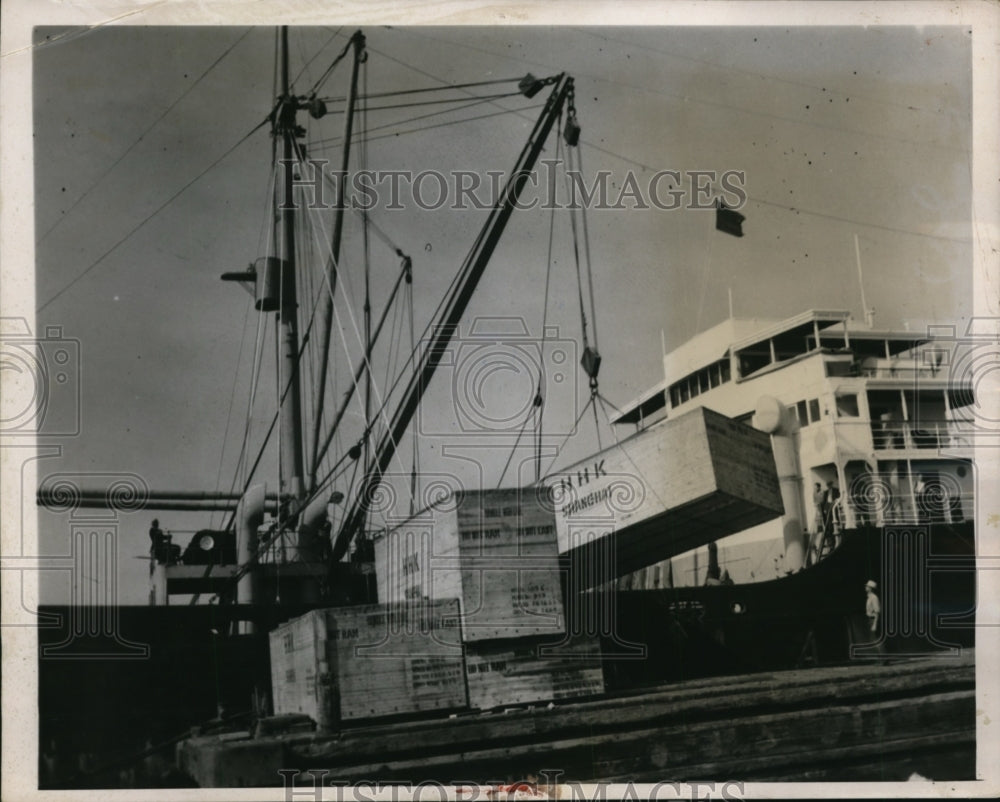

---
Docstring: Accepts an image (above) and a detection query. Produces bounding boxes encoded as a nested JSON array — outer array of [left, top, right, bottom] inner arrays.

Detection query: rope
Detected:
[[306, 33, 356, 98], [317, 91, 521, 112], [210, 294, 252, 530], [38, 111, 274, 313], [211, 156, 279, 528], [313, 215, 413, 500], [321, 75, 522, 101], [580, 137, 970, 246], [37, 28, 253, 245], [562, 144, 591, 353], [541, 395, 600, 477], [361, 55, 374, 533], [220, 148, 336, 531], [347, 103, 546, 147], [536, 110, 563, 483], [574, 135, 600, 354], [497, 405, 539, 489], [408, 279, 419, 516], [292, 27, 344, 88]]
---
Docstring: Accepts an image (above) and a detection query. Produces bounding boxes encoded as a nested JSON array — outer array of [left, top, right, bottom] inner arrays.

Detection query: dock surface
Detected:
[[177, 650, 975, 786]]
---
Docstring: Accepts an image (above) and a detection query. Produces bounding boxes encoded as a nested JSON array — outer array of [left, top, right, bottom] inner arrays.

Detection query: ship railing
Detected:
[[858, 363, 945, 380], [846, 488, 971, 528], [868, 420, 971, 451], [855, 347, 953, 380]]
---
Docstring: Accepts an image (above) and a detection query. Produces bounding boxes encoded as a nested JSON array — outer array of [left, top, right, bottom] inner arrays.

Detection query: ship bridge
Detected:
[[612, 310, 854, 425], [605, 309, 977, 589]]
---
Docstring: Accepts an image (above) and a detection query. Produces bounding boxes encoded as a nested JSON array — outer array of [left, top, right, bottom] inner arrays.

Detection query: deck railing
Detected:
[[868, 420, 972, 451]]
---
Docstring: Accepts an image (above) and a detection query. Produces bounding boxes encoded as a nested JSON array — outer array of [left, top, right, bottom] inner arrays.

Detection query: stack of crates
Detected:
[[374, 487, 604, 710], [268, 599, 466, 723]]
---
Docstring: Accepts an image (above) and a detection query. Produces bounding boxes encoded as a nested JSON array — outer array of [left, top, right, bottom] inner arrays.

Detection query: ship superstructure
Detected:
[[612, 309, 975, 584]]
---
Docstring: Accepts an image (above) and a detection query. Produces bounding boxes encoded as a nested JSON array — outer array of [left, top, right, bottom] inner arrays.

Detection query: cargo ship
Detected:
[[34, 26, 978, 789]]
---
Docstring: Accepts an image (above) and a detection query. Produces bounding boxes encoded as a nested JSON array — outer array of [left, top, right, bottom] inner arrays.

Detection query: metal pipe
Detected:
[[39, 489, 283, 500], [37, 496, 280, 513]]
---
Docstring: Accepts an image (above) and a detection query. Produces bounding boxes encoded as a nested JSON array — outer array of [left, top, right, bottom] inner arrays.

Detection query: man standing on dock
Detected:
[[865, 580, 881, 634]]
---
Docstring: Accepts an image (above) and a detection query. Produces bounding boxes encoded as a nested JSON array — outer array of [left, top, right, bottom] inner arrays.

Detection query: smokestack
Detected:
[[236, 484, 267, 633], [753, 396, 808, 572]]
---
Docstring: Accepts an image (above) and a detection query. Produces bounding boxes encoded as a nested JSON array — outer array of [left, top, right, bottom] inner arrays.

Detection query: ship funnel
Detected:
[[296, 491, 341, 562], [753, 396, 807, 573], [236, 483, 266, 633]]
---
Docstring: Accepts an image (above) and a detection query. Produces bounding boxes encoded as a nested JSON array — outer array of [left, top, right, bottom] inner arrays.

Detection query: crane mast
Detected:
[[331, 73, 576, 561]]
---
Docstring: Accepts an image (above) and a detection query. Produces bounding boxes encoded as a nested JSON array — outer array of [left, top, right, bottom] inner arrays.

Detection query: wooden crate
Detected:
[[268, 600, 466, 723], [373, 488, 565, 642], [545, 406, 783, 582], [464, 635, 604, 710]]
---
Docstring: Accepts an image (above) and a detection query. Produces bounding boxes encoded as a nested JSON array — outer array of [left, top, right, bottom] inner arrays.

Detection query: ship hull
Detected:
[[38, 522, 976, 787], [600, 521, 976, 689]]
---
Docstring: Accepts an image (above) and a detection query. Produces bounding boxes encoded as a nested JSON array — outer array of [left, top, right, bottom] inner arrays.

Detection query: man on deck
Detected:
[[149, 519, 167, 562], [812, 482, 826, 536]]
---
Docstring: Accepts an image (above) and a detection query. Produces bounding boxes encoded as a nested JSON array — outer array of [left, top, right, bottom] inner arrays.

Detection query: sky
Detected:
[[20, 21, 976, 605]]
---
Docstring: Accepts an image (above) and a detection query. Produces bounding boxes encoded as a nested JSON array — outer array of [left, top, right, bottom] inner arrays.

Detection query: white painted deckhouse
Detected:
[[612, 309, 975, 586]]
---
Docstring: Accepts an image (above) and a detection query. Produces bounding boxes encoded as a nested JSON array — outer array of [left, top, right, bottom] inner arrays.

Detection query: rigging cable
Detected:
[[408, 274, 419, 516], [541, 397, 602, 478], [361, 52, 375, 532], [309, 93, 524, 151], [325, 261, 414, 495], [38, 110, 276, 313], [305, 159, 417, 475], [219, 96, 289, 525], [316, 91, 522, 112], [314, 102, 546, 150], [225, 165, 278, 520], [211, 145, 280, 528], [536, 108, 563, 483], [562, 140, 591, 355], [211, 296, 253, 532], [321, 75, 523, 101], [394, 27, 968, 155], [579, 137, 970, 245], [559, 90, 603, 450], [573, 27, 965, 122], [220, 156, 336, 532], [496, 404, 540, 489], [292, 27, 344, 88], [574, 124, 600, 357], [306, 32, 358, 98], [37, 27, 253, 245]]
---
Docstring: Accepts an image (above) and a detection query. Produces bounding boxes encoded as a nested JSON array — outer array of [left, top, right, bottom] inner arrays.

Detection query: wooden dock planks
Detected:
[[179, 651, 975, 785]]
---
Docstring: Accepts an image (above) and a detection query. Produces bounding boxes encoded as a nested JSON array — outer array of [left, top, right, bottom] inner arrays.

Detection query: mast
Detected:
[[276, 26, 306, 505], [309, 31, 366, 492]]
